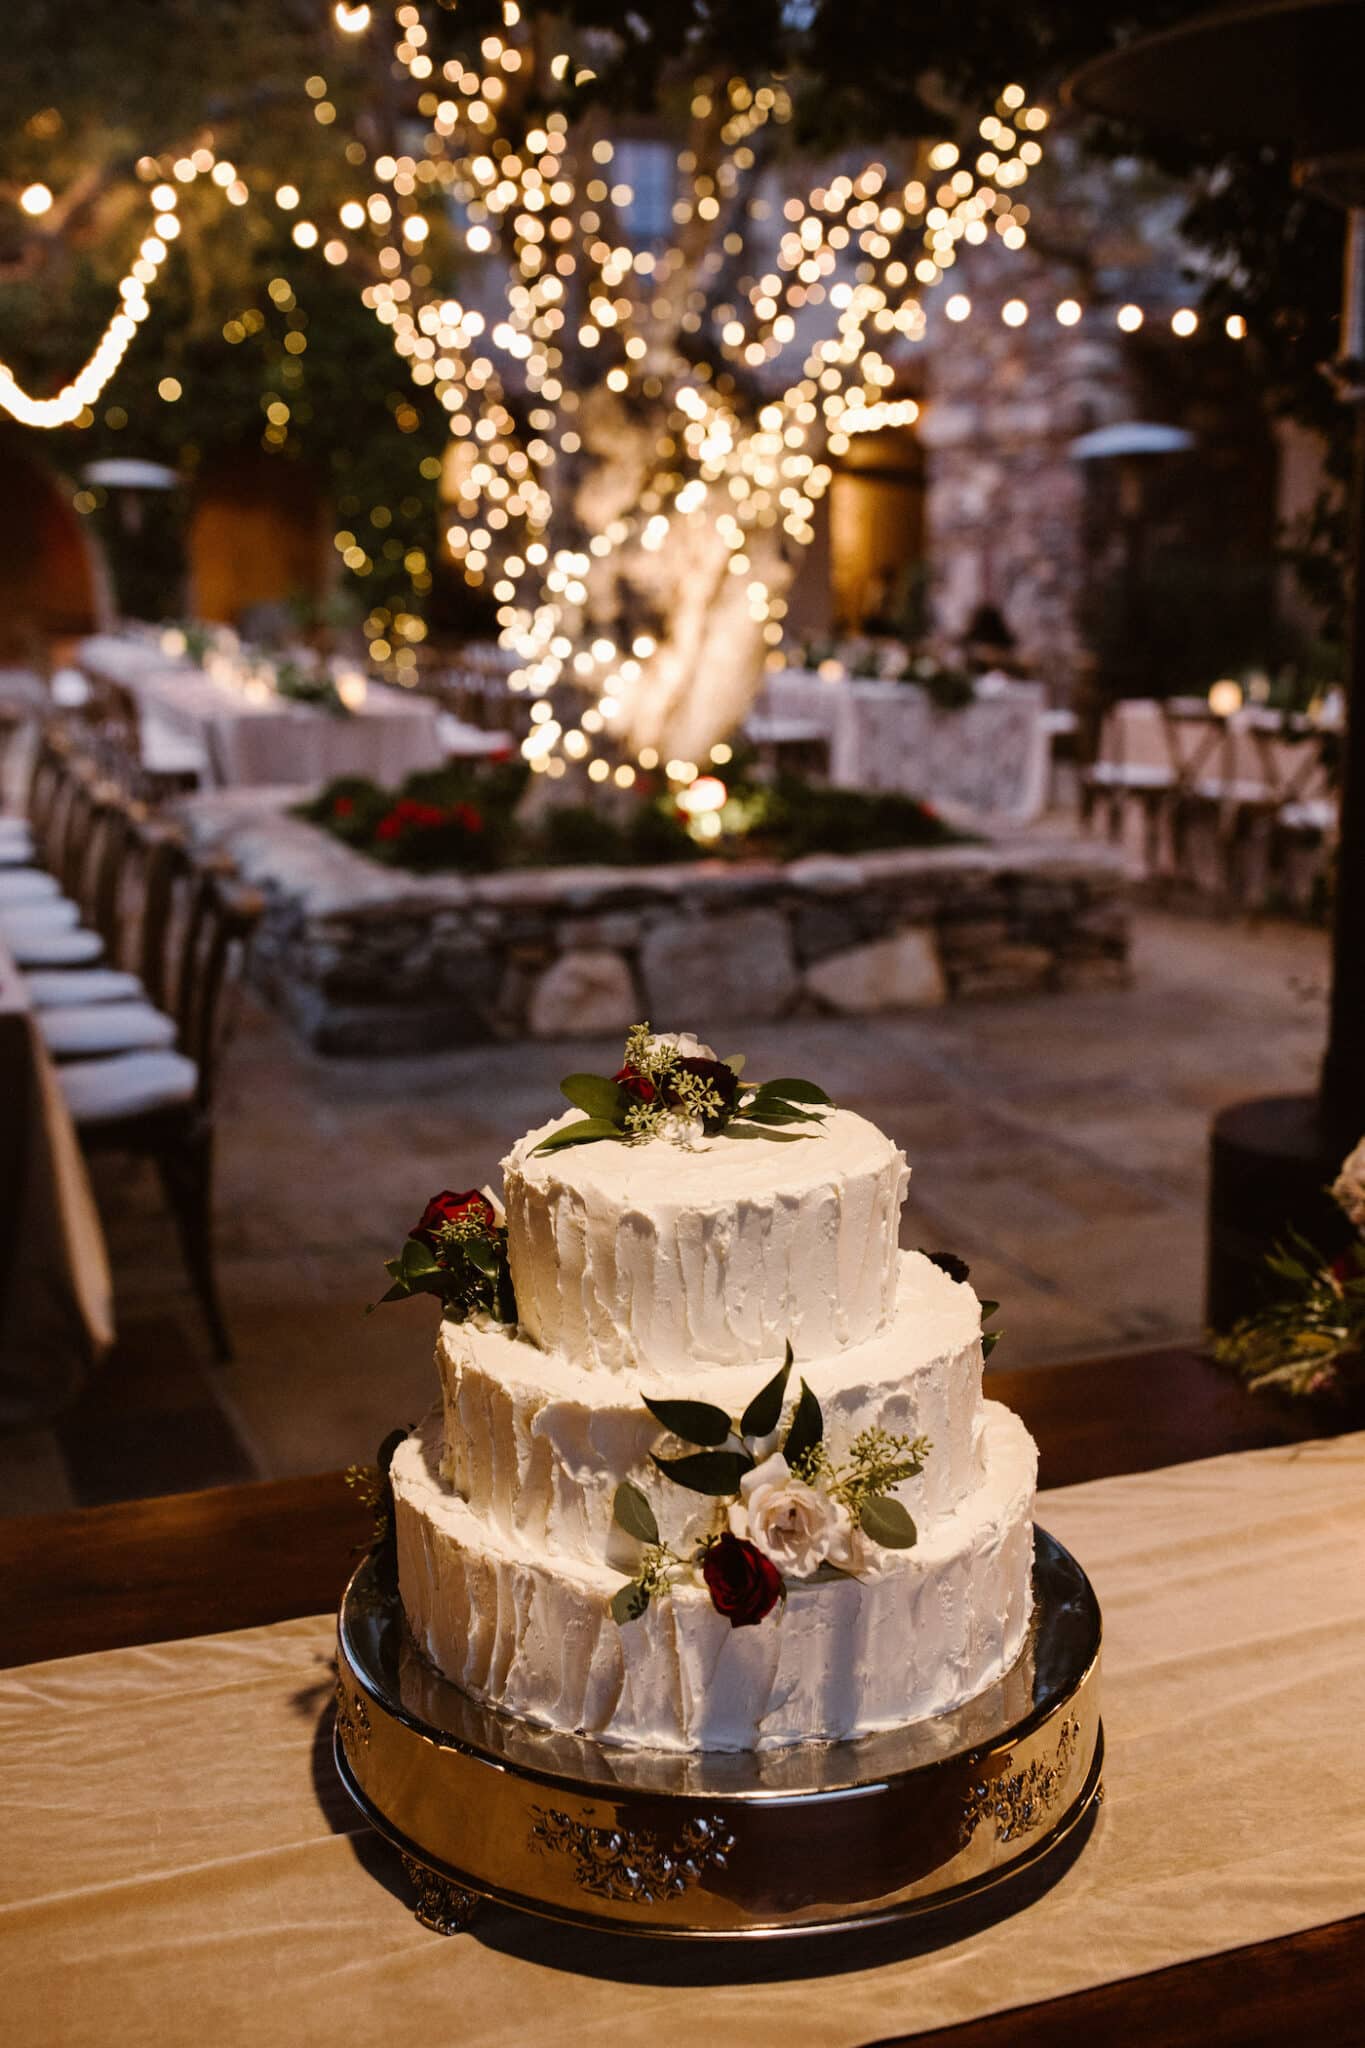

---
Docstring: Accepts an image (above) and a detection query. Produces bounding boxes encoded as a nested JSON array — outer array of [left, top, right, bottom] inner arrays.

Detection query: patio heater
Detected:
[[1067, 0, 1365, 1324]]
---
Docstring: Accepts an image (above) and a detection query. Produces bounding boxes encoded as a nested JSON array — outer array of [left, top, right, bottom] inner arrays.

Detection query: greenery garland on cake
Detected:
[[609, 1343, 929, 1629], [534, 1024, 833, 1155]]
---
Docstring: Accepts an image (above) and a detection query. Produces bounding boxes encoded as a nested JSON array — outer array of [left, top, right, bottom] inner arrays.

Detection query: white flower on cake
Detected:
[[1331, 1136, 1365, 1233], [648, 1031, 718, 1062], [729, 1452, 858, 1577], [656, 1109, 709, 1151]]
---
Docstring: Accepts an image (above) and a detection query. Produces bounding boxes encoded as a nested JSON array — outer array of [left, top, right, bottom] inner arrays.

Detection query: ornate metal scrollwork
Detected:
[[529, 1806, 735, 1903], [959, 1714, 1082, 1847], [400, 1853, 481, 1935], [334, 1675, 372, 1756]]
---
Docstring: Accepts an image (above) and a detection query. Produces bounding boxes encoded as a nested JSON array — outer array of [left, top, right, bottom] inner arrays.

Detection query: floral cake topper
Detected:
[[534, 1023, 834, 1155], [609, 1343, 929, 1629]]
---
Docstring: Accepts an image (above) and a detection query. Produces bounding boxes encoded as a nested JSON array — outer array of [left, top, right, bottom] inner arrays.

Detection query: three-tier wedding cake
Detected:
[[385, 1028, 1037, 1753]]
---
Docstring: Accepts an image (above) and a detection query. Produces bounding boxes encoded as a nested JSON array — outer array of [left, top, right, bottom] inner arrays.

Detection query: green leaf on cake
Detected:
[[782, 1378, 824, 1466], [532, 1116, 629, 1154], [652, 1448, 755, 1495], [982, 1329, 1003, 1357], [462, 1236, 501, 1277], [610, 1578, 651, 1625], [612, 1481, 660, 1545], [399, 1237, 443, 1283], [642, 1396, 733, 1446], [737, 1106, 825, 1127], [859, 1495, 918, 1549], [740, 1342, 793, 1438], [559, 1073, 631, 1123], [979, 1299, 999, 1320], [751, 1078, 832, 1105], [720, 1123, 807, 1142]]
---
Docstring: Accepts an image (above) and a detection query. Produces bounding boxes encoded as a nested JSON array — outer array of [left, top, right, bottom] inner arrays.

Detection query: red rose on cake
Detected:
[[411, 1188, 497, 1251], [701, 1531, 783, 1627]]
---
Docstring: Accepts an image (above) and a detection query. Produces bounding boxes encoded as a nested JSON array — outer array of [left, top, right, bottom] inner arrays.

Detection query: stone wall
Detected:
[[184, 791, 1131, 1056]]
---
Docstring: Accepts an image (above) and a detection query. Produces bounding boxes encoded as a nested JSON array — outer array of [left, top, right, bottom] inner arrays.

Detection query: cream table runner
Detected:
[[3, 1434, 1364, 2046]]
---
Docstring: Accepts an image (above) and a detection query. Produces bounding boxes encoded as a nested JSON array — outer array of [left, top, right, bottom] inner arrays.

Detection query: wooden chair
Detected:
[[57, 855, 264, 1360]]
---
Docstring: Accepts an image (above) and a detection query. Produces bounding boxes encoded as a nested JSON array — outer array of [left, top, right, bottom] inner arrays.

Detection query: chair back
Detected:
[[166, 859, 263, 1113]]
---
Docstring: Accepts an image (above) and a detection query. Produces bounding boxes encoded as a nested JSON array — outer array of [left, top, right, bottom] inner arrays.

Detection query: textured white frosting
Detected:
[[438, 1251, 985, 1566], [393, 1400, 1037, 1752], [502, 1105, 908, 1376]]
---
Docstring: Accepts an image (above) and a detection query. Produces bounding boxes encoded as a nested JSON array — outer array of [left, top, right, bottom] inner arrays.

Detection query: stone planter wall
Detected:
[[184, 791, 1131, 1055]]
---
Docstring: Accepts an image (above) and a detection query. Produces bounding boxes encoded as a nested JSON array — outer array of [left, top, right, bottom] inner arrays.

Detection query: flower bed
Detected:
[[182, 786, 1132, 1055], [294, 761, 962, 874]]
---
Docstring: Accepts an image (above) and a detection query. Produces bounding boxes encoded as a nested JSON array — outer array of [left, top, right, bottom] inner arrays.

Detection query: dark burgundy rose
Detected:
[[702, 1531, 782, 1628], [412, 1188, 496, 1250], [925, 1250, 971, 1286], [613, 1064, 657, 1104], [664, 1056, 741, 1123]]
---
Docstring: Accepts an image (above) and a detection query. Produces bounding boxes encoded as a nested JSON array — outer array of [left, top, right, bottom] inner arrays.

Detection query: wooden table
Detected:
[[0, 933, 112, 1423], [3, 1343, 1361, 2043]]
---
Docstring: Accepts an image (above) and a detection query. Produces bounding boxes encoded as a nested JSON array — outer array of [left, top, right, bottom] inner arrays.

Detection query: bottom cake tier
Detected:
[[392, 1400, 1037, 1753]]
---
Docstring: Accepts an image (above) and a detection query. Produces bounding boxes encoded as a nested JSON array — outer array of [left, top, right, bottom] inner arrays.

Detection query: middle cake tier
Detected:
[[439, 1249, 986, 1567], [502, 1104, 909, 1376]]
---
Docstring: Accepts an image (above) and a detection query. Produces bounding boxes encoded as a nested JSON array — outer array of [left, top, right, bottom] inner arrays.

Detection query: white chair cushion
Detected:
[[40, 1001, 177, 1059], [0, 846, 34, 868], [0, 823, 33, 852], [0, 870, 61, 905], [25, 967, 145, 1008], [5, 925, 103, 968], [0, 899, 80, 938], [60, 1049, 197, 1124]]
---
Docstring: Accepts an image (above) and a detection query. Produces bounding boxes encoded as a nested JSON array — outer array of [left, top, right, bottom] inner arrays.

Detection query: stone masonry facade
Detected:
[[184, 791, 1130, 1055]]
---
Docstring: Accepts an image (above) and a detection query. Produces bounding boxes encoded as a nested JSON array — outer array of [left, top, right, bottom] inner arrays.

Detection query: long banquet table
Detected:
[[2, 1346, 1362, 2046], [0, 935, 112, 1425], [78, 633, 444, 789]]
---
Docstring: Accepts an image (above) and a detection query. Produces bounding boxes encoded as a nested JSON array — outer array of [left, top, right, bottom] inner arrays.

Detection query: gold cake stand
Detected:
[[333, 1529, 1102, 1940]]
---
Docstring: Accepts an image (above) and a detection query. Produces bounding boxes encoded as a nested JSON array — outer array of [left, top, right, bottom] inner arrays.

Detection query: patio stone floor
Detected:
[[1, 905, 1330, 1515]]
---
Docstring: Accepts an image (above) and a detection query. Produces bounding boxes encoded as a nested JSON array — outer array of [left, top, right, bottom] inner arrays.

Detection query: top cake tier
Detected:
[[502, 1105, 908, 1376]]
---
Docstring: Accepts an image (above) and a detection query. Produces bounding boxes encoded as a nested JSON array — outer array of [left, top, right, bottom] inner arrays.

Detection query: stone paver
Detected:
[[0, 906, 1329, 1512]]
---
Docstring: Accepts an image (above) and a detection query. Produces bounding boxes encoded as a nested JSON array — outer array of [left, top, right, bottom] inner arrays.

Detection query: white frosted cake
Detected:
[[387, 1030, 1037, 1753]]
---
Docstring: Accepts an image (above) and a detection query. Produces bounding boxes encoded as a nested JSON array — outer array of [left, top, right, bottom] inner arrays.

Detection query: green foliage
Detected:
[[612, 1481, 659, 1547], [1213, 1236, 1365, 1398], [651, 1448, 756, 1496], [733, 777, 965, 859], [740, 1343, 793, 1439]]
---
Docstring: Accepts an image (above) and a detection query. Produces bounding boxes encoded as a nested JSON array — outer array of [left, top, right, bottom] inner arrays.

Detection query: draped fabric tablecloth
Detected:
[[756, 671, 1054, 822], [0, 939, 112, 1425], [77, 635, 443, 790], [3, 1435, 1364, 2047]]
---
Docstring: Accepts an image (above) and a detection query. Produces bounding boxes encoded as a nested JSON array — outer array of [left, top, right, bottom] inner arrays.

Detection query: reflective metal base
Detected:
[[334, 1528, 1102, 1939]]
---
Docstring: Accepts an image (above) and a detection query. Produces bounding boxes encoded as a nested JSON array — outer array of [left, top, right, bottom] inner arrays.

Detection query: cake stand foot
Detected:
[[400, 1852, 481, 1935]]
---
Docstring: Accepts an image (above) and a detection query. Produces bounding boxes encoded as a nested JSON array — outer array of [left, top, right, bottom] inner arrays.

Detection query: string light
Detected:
[[20, 183, 53, 216]]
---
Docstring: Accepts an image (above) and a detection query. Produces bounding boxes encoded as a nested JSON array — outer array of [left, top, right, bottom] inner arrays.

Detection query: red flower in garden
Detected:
[[702, 1531, 782, 1628], [375, 810, 403, 841], [454, 802, 485, 833], [613, 1064, 657, 1104], [411, 1188, 497, 1251], [333, 795, 355, 818]]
